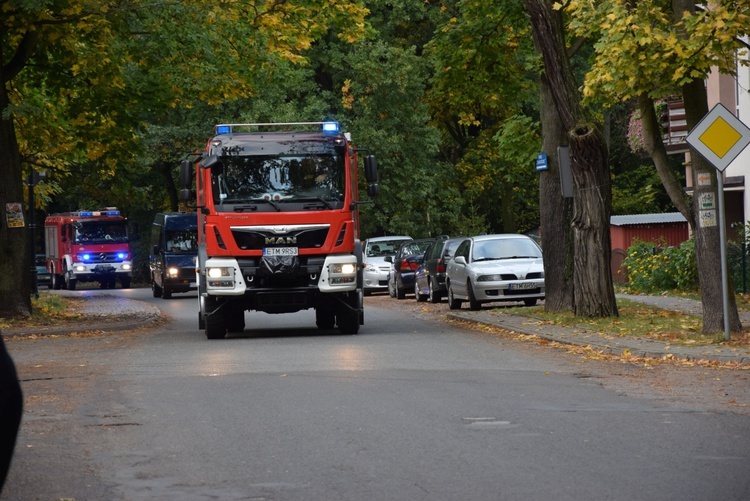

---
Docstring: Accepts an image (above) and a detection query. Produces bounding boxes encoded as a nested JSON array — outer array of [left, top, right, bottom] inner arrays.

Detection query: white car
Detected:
[[362, 236, 412, 295], [445, 234, 545, 310]]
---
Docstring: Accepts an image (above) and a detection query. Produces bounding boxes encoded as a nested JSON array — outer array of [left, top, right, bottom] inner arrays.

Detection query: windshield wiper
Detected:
[[286, 197, 335, 210], [496, 255, 539, 260], [249, 199, 281, 211]]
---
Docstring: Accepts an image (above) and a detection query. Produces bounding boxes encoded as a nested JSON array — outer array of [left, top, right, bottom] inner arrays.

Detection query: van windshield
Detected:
[[165, 229, 197, 253]]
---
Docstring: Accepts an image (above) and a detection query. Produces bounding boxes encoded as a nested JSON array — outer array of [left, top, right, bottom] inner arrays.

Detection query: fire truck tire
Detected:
[[337, 294, 360, 335], [120, 276, 131, 289], [316, 308, 336, 330], [152, 280, 163, 298], [52, 273, 63, 290], [204, 299, 226, 340], [226, 302, 245, 333], [65, 276, 77, 291], [162, 288, 172, 299]]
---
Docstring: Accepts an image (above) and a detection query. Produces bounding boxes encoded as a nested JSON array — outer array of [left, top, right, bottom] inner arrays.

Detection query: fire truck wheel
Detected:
[[204, 299, 226, 340], [226, 303, 245, 333], [152, 280, 163, 298], [65, 276, 77, 291], [316, 308, 336, 330], [162, 288, 172, 299], [337, 294, 360, 335], [52, 273, 63, 290], [120, 276, 131, 289]]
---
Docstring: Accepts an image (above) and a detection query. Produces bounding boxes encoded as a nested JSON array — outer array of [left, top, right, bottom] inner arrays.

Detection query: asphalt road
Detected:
[[3, 287, 750, 500]]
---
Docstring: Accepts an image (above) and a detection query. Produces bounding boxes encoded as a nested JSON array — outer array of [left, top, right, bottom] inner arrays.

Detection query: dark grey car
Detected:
[[413, 237, 463, 303]]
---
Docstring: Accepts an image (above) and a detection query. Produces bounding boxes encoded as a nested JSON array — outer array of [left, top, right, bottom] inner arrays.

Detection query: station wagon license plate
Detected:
[[510, 282, 538, 290], [263, 247, 299, 256]]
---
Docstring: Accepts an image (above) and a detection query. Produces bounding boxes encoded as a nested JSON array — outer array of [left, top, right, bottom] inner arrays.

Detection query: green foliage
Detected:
[[562, 0, 750, 104], [622, 238, 698, 293]]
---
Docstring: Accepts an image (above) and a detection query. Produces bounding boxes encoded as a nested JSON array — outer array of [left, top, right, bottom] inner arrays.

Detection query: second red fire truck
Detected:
[[44, 208, 133, 290]]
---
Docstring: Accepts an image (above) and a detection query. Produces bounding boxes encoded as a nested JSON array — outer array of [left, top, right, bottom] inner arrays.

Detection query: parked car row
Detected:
[[363, 233, 545, 310]]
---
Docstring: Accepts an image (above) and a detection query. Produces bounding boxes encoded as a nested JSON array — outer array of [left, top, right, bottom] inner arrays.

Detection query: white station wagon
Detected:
[[445, 234, 545, 310]]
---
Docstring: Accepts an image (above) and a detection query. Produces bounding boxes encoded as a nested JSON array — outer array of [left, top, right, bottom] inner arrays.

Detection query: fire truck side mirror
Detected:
[[364, 155, 378, 183], [367, 183, 378, 198], [200, 155, 223, 175], [179, 160, 193, 189]]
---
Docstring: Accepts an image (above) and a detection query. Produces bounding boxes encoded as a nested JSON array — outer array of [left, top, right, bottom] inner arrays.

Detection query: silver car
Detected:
[[445, 234, 545, 310], [363, 236, 412, 295]]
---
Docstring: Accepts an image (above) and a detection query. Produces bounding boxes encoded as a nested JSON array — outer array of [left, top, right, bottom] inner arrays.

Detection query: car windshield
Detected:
[[366, 240, 409, 257], [401, 240, 432, 256], [472, 238, 542, 261], [214, 153, 345, 211], [74, 221, 128, 244]]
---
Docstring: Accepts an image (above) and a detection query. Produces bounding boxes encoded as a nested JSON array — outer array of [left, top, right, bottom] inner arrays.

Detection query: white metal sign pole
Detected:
[[717, 174, 730, 341]]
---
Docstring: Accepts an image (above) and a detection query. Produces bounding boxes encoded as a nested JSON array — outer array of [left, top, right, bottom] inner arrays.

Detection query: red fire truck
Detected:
[[44, 208, 133, 290], [179, 121, 378, 339]]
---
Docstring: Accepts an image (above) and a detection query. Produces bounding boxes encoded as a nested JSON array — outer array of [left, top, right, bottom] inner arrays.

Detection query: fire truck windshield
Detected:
[[214, 154, 345, 211], [74, 221, 128, 244]]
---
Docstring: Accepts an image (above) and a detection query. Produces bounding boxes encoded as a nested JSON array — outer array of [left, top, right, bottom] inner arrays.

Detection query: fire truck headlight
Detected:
[[208, 267, 231, 278], [121, 263, 132, 271], [207, 266, 234, 288], [74, 265, 86, 272], [330, 263, 356, 275], [167, 267, 179, 277]]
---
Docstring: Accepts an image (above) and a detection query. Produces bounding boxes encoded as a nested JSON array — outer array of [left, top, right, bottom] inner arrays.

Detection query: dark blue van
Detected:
[[149, 212, 198, 299]]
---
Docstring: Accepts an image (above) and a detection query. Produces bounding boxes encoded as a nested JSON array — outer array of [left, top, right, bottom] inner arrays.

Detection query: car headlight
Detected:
[[364, 263, 378, 272], [477, 274, 503, 282]]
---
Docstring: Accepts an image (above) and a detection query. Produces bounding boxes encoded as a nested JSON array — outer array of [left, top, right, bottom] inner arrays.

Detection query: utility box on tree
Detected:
[[44, 208, 133, 290], [179, 121, 378, 339]]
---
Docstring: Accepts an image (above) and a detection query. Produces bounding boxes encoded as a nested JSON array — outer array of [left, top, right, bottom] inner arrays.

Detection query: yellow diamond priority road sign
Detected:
[[686, 103, 750, 172]]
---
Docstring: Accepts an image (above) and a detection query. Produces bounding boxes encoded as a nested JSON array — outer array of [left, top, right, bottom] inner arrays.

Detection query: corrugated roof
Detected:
[[610, 212, 687, 226]]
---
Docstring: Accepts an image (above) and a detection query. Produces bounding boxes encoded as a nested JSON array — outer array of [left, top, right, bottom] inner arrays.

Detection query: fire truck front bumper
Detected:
[[72, 261, 133, 279], [203, 254, 359, 296]]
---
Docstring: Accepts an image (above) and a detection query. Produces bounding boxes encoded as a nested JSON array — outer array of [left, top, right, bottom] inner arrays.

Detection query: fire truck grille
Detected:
[[91, 252, 125, 263], [231, 226, 330, 250]]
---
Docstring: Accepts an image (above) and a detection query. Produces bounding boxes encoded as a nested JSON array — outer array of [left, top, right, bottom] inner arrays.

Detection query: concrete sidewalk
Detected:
[[447, 294, 750, 365]]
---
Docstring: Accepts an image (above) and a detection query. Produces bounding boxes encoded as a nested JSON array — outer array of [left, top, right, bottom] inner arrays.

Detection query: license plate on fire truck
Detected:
[[263, 247, 299, 256]]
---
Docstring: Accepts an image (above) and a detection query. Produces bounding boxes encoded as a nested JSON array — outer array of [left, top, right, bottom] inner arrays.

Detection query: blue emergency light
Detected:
[[82, 254, 91, 261], [216, 125, 231, 135], [322, 122, 339, 132], [117, 252, 126, 259]]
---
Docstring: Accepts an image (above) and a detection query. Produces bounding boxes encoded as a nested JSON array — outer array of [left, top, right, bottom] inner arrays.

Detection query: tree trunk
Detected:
[[525, 0, 617, 317], [0, 63, 32, 318], [682, 79, 742, 334], [570, 124, 617, 317], [539, 74, 574, 312]]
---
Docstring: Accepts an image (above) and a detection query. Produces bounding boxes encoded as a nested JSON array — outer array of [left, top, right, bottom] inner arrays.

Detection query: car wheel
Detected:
[[428, 279, 440, 303], [447, 283, 462, 310], [388, 280, 396, 298], [467, 280, 481, 311], [415, 282, 427, 302], [524, 298, 537, 307], [396, 281, 406, 300]]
